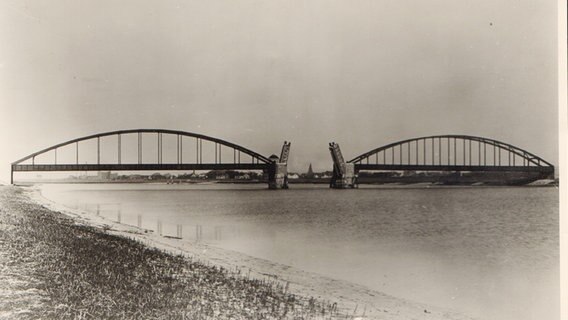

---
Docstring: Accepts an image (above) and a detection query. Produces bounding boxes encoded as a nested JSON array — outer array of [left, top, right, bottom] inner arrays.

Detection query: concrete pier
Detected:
[[330, 163, 357, 188], [329, 142, 357, 189], [267, 141, 291, 189], [268, 162, 288, 189]]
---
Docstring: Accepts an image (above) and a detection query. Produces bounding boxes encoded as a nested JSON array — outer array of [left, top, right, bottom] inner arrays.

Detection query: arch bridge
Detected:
[[11, 129, 291, 189], [329, 135, 554, 188]]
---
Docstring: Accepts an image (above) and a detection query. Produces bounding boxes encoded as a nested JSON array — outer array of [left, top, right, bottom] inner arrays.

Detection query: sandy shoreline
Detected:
[[10, 185, 476, 319]]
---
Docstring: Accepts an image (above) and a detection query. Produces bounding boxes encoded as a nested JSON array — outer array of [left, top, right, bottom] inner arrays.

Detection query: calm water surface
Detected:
[[40, 183, 559, 320]]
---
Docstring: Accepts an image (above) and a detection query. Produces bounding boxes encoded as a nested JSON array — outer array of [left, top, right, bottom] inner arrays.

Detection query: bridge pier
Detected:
[[329, 142, 357, 189], [330, 163, 357, 189], [268, 162, 288, 189], [267, 141, 291, 189]]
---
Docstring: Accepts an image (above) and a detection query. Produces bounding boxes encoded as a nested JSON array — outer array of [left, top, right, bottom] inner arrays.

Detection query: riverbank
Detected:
[[1, 185, 476, 320], [0, 186, 342, 319]]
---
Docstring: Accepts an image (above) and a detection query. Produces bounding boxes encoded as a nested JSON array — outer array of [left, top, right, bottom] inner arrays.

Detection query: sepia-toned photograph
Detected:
[[0, 1, 565, 319]]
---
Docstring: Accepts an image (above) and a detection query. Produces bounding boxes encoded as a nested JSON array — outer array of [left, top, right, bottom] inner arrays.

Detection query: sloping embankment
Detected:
[[0, 186, 340, 319]]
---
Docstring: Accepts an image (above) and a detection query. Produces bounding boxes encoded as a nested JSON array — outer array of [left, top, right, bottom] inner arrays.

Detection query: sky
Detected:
[[0, 0, 560, 183]]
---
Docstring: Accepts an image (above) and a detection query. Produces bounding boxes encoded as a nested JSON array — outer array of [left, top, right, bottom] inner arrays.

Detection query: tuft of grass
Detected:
[[0, 187, 347, 319]]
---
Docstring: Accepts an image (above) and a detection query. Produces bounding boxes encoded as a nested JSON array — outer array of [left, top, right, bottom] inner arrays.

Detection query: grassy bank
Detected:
[[0, 186, 342, 319]]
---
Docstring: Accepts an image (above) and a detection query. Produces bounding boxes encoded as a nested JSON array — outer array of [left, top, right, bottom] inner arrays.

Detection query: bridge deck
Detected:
[[355, 164, 554, 173], [12, 163, 269, 172]]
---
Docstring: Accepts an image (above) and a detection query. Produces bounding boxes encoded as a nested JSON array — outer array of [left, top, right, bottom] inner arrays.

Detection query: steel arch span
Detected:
[[350, 135, 554, 175], [11, 129, 291, 189], [329, 135, 554, 188]]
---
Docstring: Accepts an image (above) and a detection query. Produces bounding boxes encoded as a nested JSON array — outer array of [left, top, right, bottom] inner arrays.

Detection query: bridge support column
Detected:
[[330, 163, 357, 189], [268, 162, 288, 189], [329, 142, 357, 189]]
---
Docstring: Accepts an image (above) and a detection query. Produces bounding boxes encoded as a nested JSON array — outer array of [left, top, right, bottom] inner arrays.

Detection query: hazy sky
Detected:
[[0, 0, 559, 182]]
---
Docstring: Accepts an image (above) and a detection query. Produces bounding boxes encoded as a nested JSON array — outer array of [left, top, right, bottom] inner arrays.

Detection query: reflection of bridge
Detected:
[[329, 135, 554, 188], [11, 129, 291, 189]]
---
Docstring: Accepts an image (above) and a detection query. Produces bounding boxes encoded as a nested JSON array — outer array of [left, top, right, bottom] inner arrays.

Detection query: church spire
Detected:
[[307, 163, 314, 178]]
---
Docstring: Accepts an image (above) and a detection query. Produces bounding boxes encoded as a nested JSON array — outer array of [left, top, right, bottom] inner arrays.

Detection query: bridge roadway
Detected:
[[12, 163, 267, 172], [354, 164, 554, 174]]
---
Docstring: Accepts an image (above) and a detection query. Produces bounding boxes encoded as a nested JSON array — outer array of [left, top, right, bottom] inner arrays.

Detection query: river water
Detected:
[[40, 183, 559, 320]]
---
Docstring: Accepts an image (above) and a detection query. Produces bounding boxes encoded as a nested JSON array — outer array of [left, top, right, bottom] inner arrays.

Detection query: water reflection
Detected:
[[79, 203, 230, 242]]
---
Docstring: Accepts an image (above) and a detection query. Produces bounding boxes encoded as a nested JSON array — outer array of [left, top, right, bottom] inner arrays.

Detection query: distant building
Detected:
[[236, 173, 250, 180], [288, 173, 300, 179]]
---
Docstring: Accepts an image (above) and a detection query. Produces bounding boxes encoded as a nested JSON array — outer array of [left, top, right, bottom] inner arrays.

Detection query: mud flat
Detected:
[[1, 185, 476, 319]]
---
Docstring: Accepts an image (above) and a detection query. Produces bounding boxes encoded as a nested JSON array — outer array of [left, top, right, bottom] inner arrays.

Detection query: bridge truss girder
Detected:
[[349, 135, 553, 172], [12, 129, 272, 166]]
